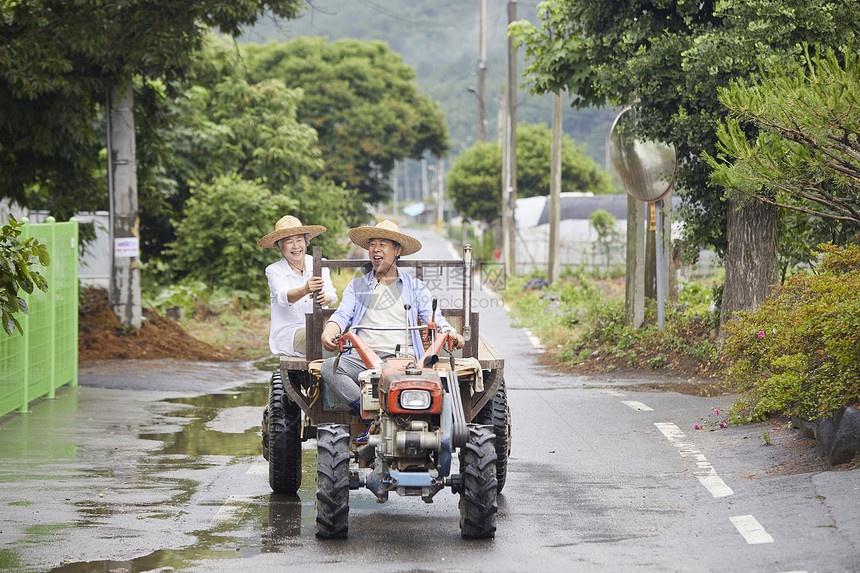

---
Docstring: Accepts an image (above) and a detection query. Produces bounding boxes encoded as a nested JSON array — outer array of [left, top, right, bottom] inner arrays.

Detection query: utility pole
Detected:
[[107, 82, 141, 329], [421, 158, 428, 202], [477, 0, 487, 142], [436, 159, 445, 231], [548, 91, 562, 284], [392, 163, 399, 220], [501, 0, 517, 278]]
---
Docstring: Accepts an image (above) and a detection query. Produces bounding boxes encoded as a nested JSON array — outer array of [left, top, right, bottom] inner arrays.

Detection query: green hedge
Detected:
[[721, 244, 860, 422]]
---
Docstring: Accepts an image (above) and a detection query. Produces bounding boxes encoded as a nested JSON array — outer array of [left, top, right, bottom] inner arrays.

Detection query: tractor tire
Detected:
[[268, 372, 303, 494], [459, 425, 498, 539], [315, 423, 351, 539], [475, 375, 511, 493]]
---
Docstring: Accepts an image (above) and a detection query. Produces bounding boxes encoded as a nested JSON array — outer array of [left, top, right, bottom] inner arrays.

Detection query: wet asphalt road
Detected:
[[1, 228, 859, 573]]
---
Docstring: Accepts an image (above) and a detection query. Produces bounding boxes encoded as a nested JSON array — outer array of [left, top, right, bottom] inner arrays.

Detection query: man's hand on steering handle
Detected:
[[321, 322, 341, 352]]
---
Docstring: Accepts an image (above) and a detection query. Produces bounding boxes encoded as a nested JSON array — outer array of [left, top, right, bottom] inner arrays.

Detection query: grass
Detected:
[[501, 270, 722, 378]]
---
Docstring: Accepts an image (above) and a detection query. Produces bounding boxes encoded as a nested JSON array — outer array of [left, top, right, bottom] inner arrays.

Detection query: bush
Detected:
[[168, 173, 297, 292], [721, 243, 860, 422], [0, 214, 49, 335]]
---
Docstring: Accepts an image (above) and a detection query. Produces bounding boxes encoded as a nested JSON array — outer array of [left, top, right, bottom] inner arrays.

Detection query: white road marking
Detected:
[[247, 462, 268, 475], [622, 400, 653, 411], [211, 494, 253, 524], [730, 515, 774, 544], [522, 328, 544, 352], [654, 422, 734, 498]]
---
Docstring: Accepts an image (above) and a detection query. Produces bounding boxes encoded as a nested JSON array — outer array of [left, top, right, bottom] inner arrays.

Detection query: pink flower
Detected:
[[757, 331, 765, 339], [719, 422, 727, 428], [694, 424, 701, 430], [714, 408, 720, 416]]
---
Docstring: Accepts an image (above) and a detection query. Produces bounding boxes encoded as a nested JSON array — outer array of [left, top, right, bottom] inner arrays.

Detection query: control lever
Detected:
[[429, 297, 438, 348], [462, 244, 472, 342], [403, 304, 411, 358]]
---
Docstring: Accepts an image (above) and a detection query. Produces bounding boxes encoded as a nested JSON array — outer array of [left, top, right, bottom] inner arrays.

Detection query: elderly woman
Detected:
[[258, 215, 337, 357]]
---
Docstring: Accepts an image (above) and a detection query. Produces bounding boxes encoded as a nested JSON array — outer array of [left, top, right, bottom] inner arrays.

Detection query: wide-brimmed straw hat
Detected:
[[348, 219, 422, 256], [257, 215, 326, 248]]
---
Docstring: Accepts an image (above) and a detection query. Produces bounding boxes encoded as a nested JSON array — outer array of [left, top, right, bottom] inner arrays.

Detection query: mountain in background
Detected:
[[239, 0, 620, 172]]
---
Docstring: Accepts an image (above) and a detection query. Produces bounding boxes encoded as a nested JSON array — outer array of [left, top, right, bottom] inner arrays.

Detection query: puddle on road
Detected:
[[139, 383, 269, 458], [42, 490, 318, 572], [6, 381, 326, 573], [16, 380, 323, 573]]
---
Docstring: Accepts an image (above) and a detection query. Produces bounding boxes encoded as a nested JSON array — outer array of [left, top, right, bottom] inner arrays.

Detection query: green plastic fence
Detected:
[[0, 217, 79, 418]]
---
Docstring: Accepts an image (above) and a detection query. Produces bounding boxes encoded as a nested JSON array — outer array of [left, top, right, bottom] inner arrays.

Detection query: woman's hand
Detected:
[[304, 276, 332, 305], [305, 275, 324, 295]]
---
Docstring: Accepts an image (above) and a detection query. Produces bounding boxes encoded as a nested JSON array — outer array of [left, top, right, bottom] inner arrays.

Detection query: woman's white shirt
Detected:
[[266, 254, 337, 356]]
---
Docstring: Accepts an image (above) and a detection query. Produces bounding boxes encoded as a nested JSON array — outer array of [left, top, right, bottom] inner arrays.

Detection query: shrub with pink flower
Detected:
[[721, 243, 860, 423]]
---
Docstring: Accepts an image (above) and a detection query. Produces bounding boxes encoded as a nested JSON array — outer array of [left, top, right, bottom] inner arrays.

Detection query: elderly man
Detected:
[[321, 220, 465, 440]]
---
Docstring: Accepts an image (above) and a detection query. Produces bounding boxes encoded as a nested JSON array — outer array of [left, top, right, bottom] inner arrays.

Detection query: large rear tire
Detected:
[[475, 375, 511, 492], [268, 371, 303, 494], [459, 425, 498, 539], [315, 423, 350, 539]]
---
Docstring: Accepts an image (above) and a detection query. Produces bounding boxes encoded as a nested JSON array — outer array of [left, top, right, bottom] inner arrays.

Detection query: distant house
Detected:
[[513, 192, 687, 275]]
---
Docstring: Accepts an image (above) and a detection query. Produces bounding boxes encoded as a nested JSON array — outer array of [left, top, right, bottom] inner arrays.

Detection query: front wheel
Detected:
[[459, 425, 498, 539], [315, 424, 350, 539]]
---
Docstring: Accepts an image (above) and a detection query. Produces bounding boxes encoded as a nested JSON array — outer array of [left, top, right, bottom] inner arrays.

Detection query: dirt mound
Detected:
[[78, 287, 233, 362]]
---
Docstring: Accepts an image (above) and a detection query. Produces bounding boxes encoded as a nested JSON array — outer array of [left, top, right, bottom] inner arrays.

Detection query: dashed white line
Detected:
[[522, 328, 544, 352], [622, 400, 653, 411], [730, 515, 774, 544], [654, 422, 734, 498], [601, 390, 626, 397], [211, 494, 253, 524]]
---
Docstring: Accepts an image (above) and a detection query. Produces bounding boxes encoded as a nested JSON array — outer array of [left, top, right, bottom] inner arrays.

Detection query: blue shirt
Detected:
[[327, 269, 452, 360]]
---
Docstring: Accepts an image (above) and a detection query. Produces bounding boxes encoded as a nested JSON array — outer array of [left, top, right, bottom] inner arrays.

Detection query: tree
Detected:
[[239, 37, 449, 205], [0, 215, 49, 335], [447, 142, 502, 224], [168, 174, 293, 292], [509, 0, 860, 329], [448, 121, 615, 224], [508, 1, 596, 101], [167, 171, 353, 292], [707, 47, 860, 230], [141, 34, 351, 262], [0, 1, 305, 219]]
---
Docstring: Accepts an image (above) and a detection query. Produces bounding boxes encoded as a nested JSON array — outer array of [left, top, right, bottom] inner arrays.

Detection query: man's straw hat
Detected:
[[348, 220, 422, 256], [257, 215, 326, 248]]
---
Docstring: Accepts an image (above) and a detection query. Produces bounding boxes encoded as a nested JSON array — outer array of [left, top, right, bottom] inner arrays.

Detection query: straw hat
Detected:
[[348, 220, 422, 256], [257, 215, 326, 248]]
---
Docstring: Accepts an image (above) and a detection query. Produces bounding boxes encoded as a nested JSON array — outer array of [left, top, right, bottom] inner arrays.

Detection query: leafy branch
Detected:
[[707, 46, 860, 226], [0, 214, 50, 335]]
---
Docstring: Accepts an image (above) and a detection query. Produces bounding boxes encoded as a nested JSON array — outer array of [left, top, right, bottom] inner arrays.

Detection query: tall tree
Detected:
[[510, 0, 860, 329], [1, 1, 305, 325], [239, 37, 449, 206], [0, 0, 306, 217]]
